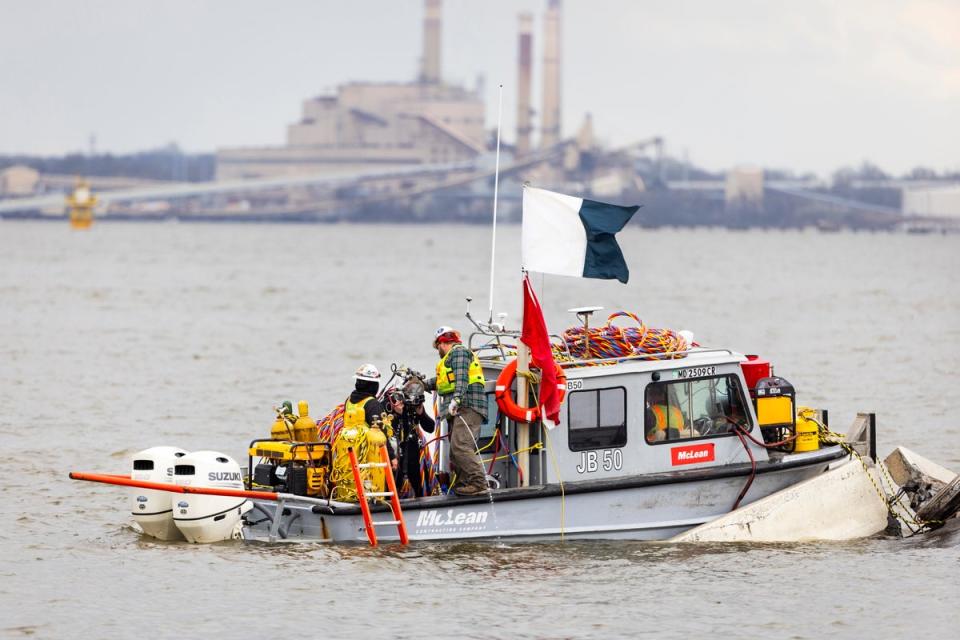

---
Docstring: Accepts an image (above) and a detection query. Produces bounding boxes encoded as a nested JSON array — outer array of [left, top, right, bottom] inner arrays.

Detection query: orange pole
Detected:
[[69, 471, 281, 501], [380, 445, 409, 545], [347, 448, 377, 547]]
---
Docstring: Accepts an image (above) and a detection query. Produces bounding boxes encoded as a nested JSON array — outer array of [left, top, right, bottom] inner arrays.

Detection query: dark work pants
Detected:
[[449, 407, 486, 491]]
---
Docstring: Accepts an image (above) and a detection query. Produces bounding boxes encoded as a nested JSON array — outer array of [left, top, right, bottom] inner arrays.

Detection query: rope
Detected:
[[732, 426, 757, 510], [526, 376, 565, 540], [810, 414, 942, 533], [542, 427, 566, 541], [481, 442, 543, 466], [493, 310, 691, 366], [416, 433, 448, 496], [316, 403, 345, 443], [516, 370, 540, 384], [562, 311, 689, 361], [731, 418, 798, 449]]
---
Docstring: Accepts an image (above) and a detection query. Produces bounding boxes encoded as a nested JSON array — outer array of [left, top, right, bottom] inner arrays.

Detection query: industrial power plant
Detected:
[[0, 0, 957, 231], [211, 0, 582, 222]]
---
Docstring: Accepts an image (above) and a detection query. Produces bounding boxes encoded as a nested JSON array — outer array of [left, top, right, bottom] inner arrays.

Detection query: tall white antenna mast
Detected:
[[487, 84, 504, 324]]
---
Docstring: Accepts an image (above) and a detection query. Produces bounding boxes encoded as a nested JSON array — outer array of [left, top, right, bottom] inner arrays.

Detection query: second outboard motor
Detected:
[[130, 446, 189, 541], [171, 451, 250, 543]]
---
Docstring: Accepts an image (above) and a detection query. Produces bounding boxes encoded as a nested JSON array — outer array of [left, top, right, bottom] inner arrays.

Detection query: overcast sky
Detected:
[[1, 0, 957, 176]]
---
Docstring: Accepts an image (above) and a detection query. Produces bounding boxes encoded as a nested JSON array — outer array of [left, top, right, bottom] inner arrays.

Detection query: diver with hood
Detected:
[[384, 377, 435, 497]]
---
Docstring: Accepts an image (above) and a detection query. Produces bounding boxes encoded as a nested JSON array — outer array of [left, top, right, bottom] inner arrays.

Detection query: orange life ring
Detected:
[[495, 360, 568, 423]]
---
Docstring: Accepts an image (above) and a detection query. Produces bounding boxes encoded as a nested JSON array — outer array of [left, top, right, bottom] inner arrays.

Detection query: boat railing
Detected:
[[465, 308, 735, 368], [553, 347, 737, 369], [468, 328, 571, 362], [471, 338, 737, 370]]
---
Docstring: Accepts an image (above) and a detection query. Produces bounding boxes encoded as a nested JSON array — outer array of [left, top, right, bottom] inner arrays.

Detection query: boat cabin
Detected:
[[464, 341, 773, 490]]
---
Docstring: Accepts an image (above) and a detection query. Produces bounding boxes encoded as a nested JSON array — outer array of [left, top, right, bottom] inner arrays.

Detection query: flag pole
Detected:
[[517, 272, 531, 487], [487, 84, 504, 324], [517, 340, 531, 487]]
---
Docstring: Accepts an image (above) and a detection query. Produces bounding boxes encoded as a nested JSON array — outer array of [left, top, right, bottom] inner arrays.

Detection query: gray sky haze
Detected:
[[1, 0, 957, 176]]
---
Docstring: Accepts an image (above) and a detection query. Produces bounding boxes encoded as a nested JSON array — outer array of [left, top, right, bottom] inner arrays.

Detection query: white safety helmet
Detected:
[[353, 363, 381, 382], [433, 325, 461, 348]]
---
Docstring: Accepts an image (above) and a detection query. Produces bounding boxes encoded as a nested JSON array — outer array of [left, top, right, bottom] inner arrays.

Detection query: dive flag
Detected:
[[522, 186, 639, 284], [521, 275, 561, 427]]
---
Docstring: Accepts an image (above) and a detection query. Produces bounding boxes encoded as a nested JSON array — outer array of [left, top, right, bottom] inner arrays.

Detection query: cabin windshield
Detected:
[[644, 374, 749, 444]]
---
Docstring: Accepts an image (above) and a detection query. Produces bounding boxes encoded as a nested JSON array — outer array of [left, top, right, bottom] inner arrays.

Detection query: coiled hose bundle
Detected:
[[316, 403, 345, 444], [561, 311, 689, 360]]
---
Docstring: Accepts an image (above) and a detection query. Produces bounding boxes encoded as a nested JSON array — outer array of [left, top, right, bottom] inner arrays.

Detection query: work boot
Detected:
[[452, 484, 489, 497]]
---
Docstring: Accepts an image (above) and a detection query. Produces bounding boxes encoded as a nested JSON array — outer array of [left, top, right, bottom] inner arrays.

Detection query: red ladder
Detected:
[[347, 444, 409, 547]]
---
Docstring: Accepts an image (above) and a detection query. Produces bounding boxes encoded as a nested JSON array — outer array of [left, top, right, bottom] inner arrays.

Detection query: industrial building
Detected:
[[10, 0, 955, 232], [0, 165, 39, 197], [217, 0, 488, 180], [902, 184, 960, 220], [216, 0, 565, 182]]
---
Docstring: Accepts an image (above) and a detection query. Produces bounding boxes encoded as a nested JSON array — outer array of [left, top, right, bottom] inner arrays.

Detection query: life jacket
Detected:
[[344, 396, 372, 429], [649, 404, 685, 440], [435, 344, 485, 396]]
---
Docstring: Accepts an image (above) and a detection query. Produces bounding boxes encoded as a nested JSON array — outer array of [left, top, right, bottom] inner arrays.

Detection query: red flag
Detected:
[[521, 275, 562, 426]]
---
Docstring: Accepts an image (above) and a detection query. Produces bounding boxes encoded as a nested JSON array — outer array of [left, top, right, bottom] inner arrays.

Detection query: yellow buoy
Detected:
[[67, 178, 96, 229], [794, 407, 821, 452]]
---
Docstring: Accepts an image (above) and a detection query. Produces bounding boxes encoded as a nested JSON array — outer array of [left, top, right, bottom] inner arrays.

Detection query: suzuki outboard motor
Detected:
[[130, 446, 189, 541], [171, 451, 251, 543]]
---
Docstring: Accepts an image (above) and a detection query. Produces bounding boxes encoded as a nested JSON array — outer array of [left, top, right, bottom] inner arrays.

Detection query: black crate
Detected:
[[253, 463, 276, 488], [286, 466, 308, 496]]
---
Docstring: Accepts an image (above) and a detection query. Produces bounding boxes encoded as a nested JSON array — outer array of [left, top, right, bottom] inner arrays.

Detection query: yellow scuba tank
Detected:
[[293, 401, 316, 442], [331, 425, 368, 502], [365, 423, 388, 494], [271, 401, 295, 440], [794, 407, 821, 452]]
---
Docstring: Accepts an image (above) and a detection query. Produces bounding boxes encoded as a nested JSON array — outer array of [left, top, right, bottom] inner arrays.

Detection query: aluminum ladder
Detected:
[[347, 444, 409, 547]]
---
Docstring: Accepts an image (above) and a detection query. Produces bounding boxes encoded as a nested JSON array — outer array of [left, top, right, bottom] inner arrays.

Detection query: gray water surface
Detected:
[[1, 222, 958, 639]]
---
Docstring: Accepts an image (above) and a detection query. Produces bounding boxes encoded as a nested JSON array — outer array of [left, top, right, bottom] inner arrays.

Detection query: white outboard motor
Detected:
[[171, 451, 251, 543], [130, 446, 189, 541]]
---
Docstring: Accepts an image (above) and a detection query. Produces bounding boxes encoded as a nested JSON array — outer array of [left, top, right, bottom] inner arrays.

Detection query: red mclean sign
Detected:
[[670, 443, 716, 466]]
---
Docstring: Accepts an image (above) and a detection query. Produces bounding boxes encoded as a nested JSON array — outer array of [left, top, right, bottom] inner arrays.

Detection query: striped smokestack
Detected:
[[516, 13, 533, 158], [540, 0, 561, 149], [420, 0, 442, 84]]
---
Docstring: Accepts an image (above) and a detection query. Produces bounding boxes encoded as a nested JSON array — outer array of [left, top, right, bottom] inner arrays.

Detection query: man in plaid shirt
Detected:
[[424, 326, 489, 496]]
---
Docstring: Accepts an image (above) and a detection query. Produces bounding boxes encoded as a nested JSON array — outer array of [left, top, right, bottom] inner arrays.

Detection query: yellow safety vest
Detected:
[[651, 405, 685, 433], [344, 397, 372, 429], [435, 344, 485, 396]]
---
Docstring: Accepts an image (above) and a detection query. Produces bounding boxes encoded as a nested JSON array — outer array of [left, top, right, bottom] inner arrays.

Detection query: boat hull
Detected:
[[242, 447, 848, 543]]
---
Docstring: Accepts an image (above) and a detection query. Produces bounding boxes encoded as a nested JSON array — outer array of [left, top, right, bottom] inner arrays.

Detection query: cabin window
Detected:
[[644, 374, 749, 444], [567, 387, 627, 451]]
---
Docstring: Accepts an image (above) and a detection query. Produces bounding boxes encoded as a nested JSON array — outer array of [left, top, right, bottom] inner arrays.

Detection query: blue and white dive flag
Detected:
[[521, 186, 639, 284]]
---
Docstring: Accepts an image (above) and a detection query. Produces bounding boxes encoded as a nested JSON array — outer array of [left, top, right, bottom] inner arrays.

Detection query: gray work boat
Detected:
[[241, 329, 849, 544]]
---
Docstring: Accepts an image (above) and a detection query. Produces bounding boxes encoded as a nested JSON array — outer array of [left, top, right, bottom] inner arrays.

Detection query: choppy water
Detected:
[[1, 221, 958, 639]]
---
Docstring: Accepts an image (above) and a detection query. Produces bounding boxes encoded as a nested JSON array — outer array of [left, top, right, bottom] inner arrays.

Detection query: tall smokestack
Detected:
[[420, 0, 442, 85], [540, 0, 561, 149], [516, 13, 533, 158]]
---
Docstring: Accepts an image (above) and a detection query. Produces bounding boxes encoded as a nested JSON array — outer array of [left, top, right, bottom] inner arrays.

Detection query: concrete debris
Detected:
[[669, 459, 889, 543], [915, 476, 960, 528], [884, 446, 956, 487], [884, 446, 958, 512]]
